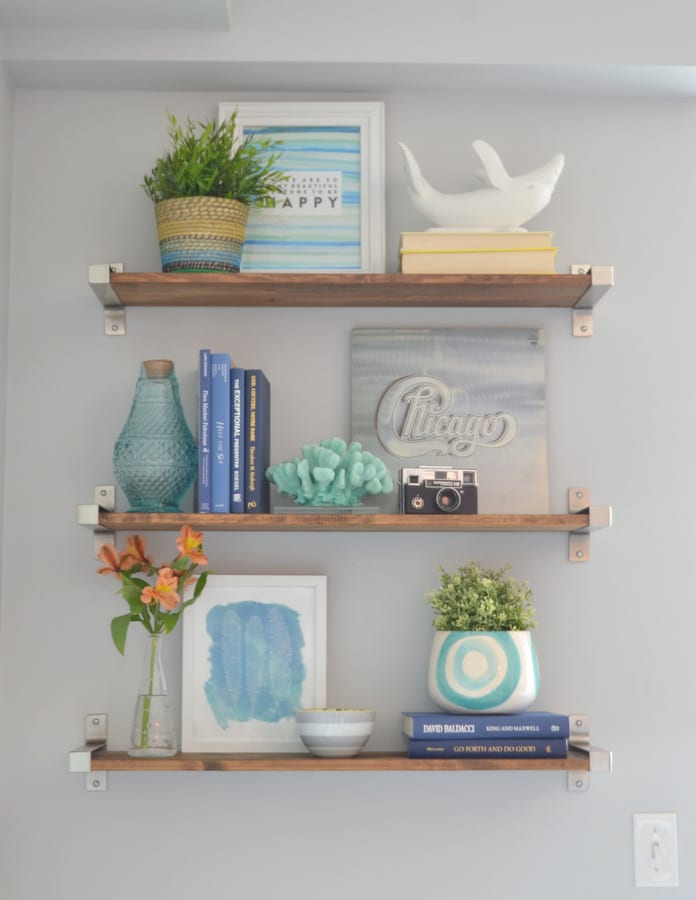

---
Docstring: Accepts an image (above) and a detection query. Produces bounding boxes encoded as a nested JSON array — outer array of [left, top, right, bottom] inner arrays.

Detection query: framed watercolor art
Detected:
[[181, 574, 327, 752], [218, 101, 385, 273]]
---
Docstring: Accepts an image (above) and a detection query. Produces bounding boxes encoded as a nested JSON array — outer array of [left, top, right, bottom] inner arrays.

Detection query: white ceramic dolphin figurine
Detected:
[[398, 140, 565, 231]]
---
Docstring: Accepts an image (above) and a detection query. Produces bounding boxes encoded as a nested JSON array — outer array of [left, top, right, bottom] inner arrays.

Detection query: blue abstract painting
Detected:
[[205, 600, 306, 728], [181, 575, 327, 752]]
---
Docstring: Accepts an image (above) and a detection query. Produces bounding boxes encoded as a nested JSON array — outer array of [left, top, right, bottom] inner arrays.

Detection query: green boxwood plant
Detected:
[[425, 561, 536, 632]]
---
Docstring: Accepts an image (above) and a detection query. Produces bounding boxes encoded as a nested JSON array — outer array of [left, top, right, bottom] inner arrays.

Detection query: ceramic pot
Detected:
[[428, 630, 539, 714]]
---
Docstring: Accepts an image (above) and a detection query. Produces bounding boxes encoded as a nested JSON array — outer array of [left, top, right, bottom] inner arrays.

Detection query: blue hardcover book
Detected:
[[210, 352, 231, 513], [402, 711, 570, 740], [198, 349, 212, 513], [230, 366, 246, 513], [407, 737, 568, 759], [244, 369, 271, 513]]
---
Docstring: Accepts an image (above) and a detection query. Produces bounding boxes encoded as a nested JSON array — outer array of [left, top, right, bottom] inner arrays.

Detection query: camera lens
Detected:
[[435, 488, 461, 512]]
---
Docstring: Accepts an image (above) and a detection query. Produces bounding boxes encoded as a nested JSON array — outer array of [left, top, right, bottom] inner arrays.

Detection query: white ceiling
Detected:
[[0, 0, 231, 30], [3, 0, 696, 96]]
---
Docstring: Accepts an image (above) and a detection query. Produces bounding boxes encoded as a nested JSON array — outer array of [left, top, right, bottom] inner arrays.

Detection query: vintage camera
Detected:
[[399, 466, 478, 514]]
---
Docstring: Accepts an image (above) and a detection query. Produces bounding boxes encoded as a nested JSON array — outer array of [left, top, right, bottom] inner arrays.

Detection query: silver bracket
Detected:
[[69, 714, 108, 790], [567, 487, 613, 563], [570, 265, 615, 337], [572, 309, 593, 338], [77, 485, 116, 558], [88, 262, 125, 336], [566, 713, 613, 792]]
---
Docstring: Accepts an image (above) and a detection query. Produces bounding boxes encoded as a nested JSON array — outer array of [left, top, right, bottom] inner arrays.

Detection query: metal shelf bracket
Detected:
[[69, 714, 108, 791], [571, 265, 614, 337], [567, 713, 613, 792], [88, 262, 125, 336], [568, 487, 612, 562], [77, 485, 116, 558]]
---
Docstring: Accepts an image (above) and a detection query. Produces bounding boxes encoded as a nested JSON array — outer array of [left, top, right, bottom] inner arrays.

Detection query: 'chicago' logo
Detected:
[[376, 375, 517, 458]]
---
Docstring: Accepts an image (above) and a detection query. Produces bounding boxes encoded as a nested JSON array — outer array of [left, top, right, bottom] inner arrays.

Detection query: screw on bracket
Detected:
[[86, 773, 107, 791]]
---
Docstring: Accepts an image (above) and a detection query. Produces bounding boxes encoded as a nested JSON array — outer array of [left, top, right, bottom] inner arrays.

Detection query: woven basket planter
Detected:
[[154, 196, 249, 273]]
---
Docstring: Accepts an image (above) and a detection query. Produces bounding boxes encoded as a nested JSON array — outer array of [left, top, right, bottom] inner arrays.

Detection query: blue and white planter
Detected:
[[428, 630, 539, 714]]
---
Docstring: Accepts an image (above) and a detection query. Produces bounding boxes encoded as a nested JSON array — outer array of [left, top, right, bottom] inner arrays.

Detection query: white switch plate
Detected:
[[633, 813, 679, 887]]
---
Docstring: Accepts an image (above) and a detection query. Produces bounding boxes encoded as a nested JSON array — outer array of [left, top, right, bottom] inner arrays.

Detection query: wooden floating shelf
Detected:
[[89, 748, 591, 773], [97, 511, 591, 534], [105, 271, 599, 309]]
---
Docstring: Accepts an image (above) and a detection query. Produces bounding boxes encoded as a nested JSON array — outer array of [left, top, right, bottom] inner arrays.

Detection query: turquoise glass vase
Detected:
[[113, 359, 197, 513]]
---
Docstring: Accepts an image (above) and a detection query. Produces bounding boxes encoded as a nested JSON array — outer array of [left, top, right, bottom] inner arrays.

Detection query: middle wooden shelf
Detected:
[[90, 510, 593, 533]]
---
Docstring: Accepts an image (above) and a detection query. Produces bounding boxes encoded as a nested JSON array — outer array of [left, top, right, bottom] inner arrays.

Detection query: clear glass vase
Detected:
[[128, 632, 177, 758], [113, 359, 197, 513]]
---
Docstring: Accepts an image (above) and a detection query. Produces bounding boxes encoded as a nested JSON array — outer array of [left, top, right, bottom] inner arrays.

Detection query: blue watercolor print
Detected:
[[205, 601, 306, 729]]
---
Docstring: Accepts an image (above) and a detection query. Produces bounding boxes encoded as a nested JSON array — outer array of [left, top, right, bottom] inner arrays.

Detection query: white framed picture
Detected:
[[182, 574, 327, 752], [218, 101, 385, 273]]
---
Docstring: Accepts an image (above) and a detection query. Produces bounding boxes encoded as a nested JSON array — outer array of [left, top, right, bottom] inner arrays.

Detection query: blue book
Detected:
[[406, 737, 568, 759], [229, 367, 246, 513], [244, 369, 271, 513], [210, 352, 231, 513], [197, 349, 212, 513], [402, 711, 570, 740]]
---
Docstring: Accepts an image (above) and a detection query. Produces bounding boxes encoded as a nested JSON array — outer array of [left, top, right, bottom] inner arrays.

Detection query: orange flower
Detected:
[[140, 566, 181, 612], [176, 525, 208, 565], [96, 543, 121, 578], [120, 534, 153, 570]]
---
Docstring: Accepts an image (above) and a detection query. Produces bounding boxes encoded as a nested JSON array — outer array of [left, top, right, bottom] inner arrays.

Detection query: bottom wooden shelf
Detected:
[[88, 747, 591, 772]]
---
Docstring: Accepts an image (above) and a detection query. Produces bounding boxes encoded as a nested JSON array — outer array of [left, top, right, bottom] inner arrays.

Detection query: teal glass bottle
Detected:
[[113, 359, 197, 512]]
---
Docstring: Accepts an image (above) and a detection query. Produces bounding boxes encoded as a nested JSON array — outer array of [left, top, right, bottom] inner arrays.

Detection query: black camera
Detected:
[[399, 466, 478, 514]]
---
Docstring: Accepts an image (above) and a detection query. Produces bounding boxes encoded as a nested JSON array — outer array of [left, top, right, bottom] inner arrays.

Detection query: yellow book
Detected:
[[399, 230, 554, 252], [399, 246, 557, 275]]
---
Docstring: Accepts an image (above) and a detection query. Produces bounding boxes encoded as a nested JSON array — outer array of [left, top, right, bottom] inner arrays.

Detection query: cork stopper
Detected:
[[143, 359, 173, 378]]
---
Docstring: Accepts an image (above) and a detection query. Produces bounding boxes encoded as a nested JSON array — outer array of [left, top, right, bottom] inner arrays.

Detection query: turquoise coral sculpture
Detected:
[[266, 437, 394, 507]]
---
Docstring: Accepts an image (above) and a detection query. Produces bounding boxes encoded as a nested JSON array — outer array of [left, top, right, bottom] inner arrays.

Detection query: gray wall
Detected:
[[0, 62, 12, 622], [0, 87, 694, 898]]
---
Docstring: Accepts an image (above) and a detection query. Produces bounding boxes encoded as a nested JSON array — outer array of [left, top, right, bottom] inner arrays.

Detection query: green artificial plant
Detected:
[[142, 110, 287, 206], [425, 561, 536, 632]]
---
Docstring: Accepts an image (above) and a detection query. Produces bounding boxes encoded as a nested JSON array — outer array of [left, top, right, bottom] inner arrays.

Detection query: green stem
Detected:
[[139, 633, 159, 748]]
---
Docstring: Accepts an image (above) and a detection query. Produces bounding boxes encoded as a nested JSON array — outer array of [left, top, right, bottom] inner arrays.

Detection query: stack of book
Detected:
[[402, 710, 570, 759], [399, 230, 558, 274], [198, 349, 271, 514]]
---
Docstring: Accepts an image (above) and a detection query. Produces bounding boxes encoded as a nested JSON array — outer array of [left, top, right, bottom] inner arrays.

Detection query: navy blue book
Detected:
[[402, 711, 570, 740], [210, 352, 231, 514], [244, 369, 270, 513], [407, 737, 568, 759], [197, 349, 212, 513], [229, 366, 246, 513]]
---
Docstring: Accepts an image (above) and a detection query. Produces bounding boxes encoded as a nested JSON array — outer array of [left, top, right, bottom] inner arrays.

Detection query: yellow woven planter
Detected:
[[154, 196, 249, 273]]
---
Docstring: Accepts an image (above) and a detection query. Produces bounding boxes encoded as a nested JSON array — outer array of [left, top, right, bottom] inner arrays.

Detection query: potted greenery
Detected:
[[424, 561, 539, 714], [142, 111, 288, 273]]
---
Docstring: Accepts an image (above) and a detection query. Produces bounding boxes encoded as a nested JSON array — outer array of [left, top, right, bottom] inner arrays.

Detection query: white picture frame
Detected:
[[182, 574, 327, 752], [218, 100, 385, 273]]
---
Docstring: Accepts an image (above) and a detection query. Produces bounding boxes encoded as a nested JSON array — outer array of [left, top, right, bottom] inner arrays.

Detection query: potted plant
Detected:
[[142, 111, 288, 273], [424, 561, 539, 714]]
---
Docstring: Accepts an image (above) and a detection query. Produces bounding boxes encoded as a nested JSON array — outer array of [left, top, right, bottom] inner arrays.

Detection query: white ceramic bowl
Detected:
[[295, 708, 376, 758]]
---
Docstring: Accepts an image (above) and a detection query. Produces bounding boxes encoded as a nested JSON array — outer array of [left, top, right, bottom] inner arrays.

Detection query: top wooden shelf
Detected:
[[90, 266, 614, 310]]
